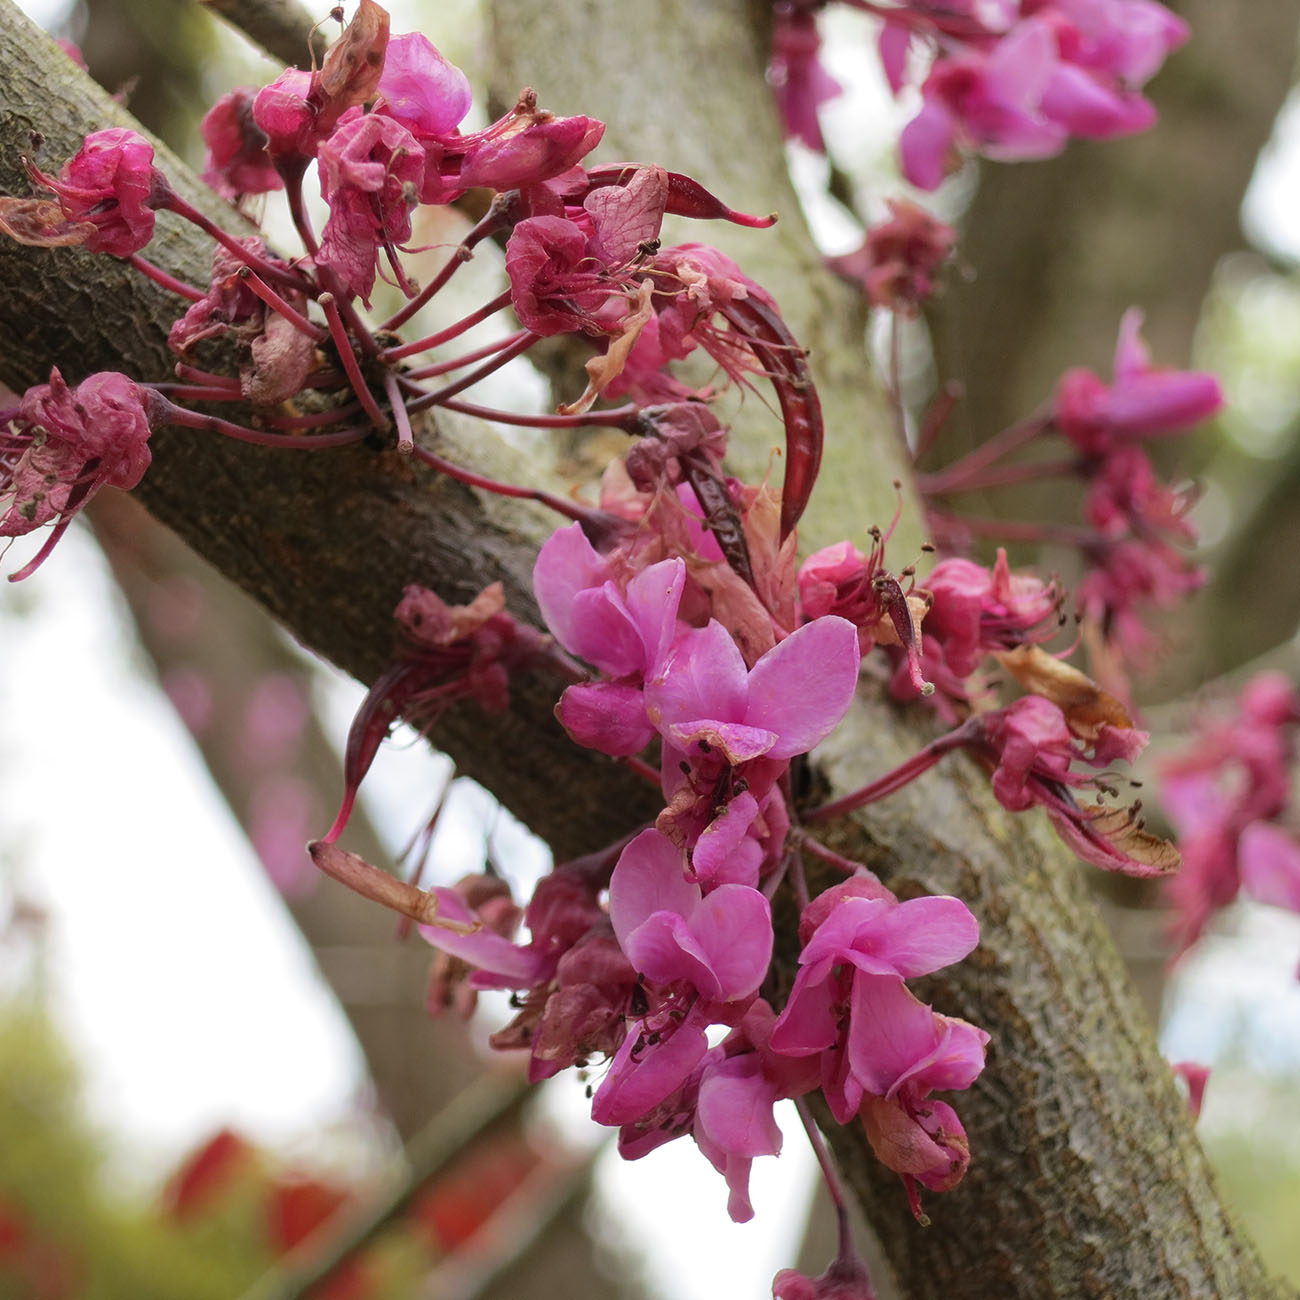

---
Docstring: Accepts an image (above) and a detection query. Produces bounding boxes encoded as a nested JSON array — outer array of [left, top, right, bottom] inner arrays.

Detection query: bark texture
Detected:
[[0, 3, 1290, 1297]]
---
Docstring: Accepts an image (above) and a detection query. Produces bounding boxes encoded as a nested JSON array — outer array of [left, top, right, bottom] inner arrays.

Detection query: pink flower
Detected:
[[200, 88, 281, 198], [2, 369, 156, 578], [827, 199, 956, 315], [323, 584, 545, 842], [923, 549, 1061, 681], [1159, 673, 1300, 955], [1055, 309, 1223, 454], [533, 527, 685, 678], [317, 111, 426, 304], [693, 1047, 784, 1222], [768, 3, 842, 152], [252, 69, 317, 158], [609, 828, 773, 1004], [646, 615, 860, 764], [459, 112, 605, 190], [26, 128, 162, 257], [901, 20, 1066, 190], [769, 879, 982, 1123], [374, 32, 472, 137]]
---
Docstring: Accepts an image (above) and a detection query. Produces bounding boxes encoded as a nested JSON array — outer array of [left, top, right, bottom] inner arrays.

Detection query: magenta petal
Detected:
[[697, 1054, 783, 1158], [799, 896, 892, 967], [900, 97, 955, 191], [1108, 371, 1224, 436], [668, 719, 778, 763], [646, 620, 749, 734], [692, 792, 761, 886], [556, 682, 653, 756], [858, 895, 981, 977], [533, 523, 609, 653], [769, 969, 840, 1056], [623, 558, 686, 672], [591, 1013, 708, 1126], [745, 616, 860, 760], [377, 33, 471, 135], [893, 1015, 990, 1096], [688, 884, 773, 1003], [625, 910, 723, 997], [1239, 822, 1300, 912], [846, 972, 942, 1097], [609, 829, 696, 952], [418, 889, 546, 984], [568, 584, 645, 676]]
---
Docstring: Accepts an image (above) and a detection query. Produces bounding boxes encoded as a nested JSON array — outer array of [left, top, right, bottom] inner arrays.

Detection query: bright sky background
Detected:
[[2, 1, 1299, 1297]]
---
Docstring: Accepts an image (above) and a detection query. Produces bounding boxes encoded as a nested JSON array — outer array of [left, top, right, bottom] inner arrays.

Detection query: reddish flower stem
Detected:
[[926, 507, 1095, 548], [620, 754, 663, 788], [793, 830, 868, 875], [158, 400, 370, 448], [382, 291, 513, 362], [173, 362, 241, 389], [409, 444, 598, 525], [127, 253, 204, 301], [319, 292, 391, 432], [403, 330, 533, 380], [921, 410, 1052, 491], [919, 455, 1081, 496], [434, 396, 644, 433], [911, 380, 963, 466], [282, 164, 320, 258], [802, 723, 977, 823], [161, 192, 312, 295], [383, 370, 415, 455], [157, 384, 246, 403], [237, 267, 328, 342], [405, 333, 538, 415], [381, 192, 522, 332]]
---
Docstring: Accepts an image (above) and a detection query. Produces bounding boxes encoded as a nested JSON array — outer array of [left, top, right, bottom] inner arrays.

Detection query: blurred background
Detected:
[[1, 0, 1298, 1295]]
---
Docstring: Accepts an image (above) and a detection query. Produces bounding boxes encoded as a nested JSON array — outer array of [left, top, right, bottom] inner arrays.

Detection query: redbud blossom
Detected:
[[23, 128, 162, 256], [317, 111, 425, 304], [200, 88, 282, 198], [2, 369, 156, 578], [1055, 308, 1223, 454], [769, 2, 842, 152], [827, 199, 956, 316]]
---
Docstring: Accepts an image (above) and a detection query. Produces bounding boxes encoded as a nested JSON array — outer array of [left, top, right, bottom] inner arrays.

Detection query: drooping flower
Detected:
[[200, 88, 282, 198], [317, 111, 426, 304], [21, 128, 163, 256], [2, 369, 158, 578]]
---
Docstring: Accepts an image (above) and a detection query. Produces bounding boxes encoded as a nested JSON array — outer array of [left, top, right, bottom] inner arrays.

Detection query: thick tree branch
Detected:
[[0, 4, 1289, 1297]]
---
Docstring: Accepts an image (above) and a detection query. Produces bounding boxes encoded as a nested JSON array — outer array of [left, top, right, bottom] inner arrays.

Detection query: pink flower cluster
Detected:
[[1059, 309, 1223, 667], [769, 1, 1188, 191], [408, 505, 988, 1221], [1158, 673, 1300, 967]]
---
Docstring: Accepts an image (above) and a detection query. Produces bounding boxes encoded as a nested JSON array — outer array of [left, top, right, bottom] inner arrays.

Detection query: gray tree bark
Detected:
[[0, 3, 1290, 1297]]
